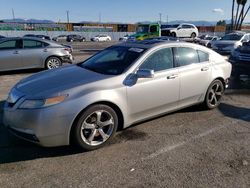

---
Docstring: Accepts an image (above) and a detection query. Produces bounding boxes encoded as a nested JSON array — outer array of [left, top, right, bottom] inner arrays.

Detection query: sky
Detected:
[[0, 0, 243, 23]]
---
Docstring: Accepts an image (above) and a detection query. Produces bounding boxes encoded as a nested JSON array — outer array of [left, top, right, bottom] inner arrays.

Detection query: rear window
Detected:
[[175, 47, 199, 66], [23, 40, 44, 48]]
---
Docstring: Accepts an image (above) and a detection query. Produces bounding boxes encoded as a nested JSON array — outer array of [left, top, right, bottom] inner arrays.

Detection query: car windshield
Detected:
[[221, 34, 243, 41], [79, 46, 145, 75], [137, 25, 149, 33], [205, 36, 213, 40]]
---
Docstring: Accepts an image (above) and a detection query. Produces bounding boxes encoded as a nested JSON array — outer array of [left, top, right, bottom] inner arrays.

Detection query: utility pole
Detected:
[[167, 15, 168, 24], [12, 8, 15, 21], [159, 13, 162, 25], [66, 10, 70, 23], [99, 12, 102, 23], [66, 10, 70, 31]]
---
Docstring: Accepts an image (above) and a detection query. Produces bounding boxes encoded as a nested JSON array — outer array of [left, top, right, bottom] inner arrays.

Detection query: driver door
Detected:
[[126, 47, 180, 122]]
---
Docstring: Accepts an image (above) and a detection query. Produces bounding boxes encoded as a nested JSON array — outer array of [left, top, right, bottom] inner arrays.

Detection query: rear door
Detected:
[[19, 39, 49, 68], [174, 47, 211, 107], [0, 39, 22, 71]]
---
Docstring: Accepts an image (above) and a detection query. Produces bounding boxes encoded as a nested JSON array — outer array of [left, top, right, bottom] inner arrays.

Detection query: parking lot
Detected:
[[0, 42, 250, 188]]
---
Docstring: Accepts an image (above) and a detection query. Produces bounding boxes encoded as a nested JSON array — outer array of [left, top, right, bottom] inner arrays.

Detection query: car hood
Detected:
[[15, 65, 113, 97], [213, 40, 237, 45]]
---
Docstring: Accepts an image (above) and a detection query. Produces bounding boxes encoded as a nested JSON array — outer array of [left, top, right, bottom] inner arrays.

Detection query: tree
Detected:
[[231, 0, 250, 30], [216, 20, 226, 26]]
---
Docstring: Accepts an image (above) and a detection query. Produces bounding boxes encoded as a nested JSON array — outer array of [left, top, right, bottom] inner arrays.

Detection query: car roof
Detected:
[[0, 37, 62, 46], [116, 40, 181, 49]]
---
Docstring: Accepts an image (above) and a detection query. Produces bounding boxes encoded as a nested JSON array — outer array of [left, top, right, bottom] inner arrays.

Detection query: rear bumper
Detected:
[[61, 55, 73, 64]]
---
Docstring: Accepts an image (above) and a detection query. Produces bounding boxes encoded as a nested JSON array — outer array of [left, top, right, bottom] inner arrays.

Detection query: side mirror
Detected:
[[136, 69, 154, 78], [177, 27, 181, 30]]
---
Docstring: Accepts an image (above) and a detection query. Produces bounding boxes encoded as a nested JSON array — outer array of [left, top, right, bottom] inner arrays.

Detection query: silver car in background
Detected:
[[0, 37, 73, 71], [211, 32, 250, 54], [3, 41, 231, 151]]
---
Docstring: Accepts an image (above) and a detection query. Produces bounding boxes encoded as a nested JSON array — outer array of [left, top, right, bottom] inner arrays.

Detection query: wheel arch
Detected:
[[44, 55, 62, 68], [69, 101, 124, 145]]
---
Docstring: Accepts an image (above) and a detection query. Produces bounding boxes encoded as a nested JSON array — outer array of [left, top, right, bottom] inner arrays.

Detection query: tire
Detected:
[[73, 104, 118, 151], [203, 80, 224, 109], [171, 32, 176, 37], [191, 32, 196, 38], [70, 39, 74, 42], [81, 38, 85, 42], [45, 56, 62, 70]]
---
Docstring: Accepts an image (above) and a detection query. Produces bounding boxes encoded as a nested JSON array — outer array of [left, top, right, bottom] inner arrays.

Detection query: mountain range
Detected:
[[0, 18, 233, 26]]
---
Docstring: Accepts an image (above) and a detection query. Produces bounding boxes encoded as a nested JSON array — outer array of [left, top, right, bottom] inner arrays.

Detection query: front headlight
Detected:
[[19, 95, 67, 109]]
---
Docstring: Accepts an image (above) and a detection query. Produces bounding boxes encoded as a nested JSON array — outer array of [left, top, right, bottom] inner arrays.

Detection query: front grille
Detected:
[[239, 53, 250, 61], [8, 127, 39, 142], [215, 44, 231, 48]]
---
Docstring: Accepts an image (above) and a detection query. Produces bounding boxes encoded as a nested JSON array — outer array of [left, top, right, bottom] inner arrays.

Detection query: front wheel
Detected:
[[45, 56, 62, 69], [73, 105, 118, 151], [203, 80, 224, 109]]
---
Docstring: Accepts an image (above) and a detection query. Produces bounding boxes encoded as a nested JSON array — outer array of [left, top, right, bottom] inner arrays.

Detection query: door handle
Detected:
[[13, 50, 19, 54], [201, 67, 209, 71], [43, 49, 48, 52], [167, 74, 178, 79]]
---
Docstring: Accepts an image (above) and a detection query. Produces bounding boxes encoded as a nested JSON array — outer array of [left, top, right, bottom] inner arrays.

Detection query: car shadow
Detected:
[[0, 69, 42, 75], [218, 103, 250, 122], [0, 100, 83, 164]]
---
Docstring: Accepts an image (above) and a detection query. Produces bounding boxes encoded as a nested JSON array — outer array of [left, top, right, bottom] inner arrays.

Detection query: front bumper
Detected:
[[229, 58, 250, 75], [3, 101, 75, 147]]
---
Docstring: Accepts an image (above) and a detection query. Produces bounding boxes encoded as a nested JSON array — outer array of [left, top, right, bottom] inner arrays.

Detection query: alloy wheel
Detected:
[[46, 57, 61, 69], [80, 110, 115, 146], [207, 82, 223, 107]]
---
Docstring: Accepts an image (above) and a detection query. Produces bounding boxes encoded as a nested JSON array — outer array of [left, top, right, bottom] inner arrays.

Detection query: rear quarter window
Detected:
[[197, 50, 209, 62]]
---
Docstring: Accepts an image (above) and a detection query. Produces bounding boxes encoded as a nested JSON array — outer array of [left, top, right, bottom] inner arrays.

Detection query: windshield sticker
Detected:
[[129, 48, 144, 53]]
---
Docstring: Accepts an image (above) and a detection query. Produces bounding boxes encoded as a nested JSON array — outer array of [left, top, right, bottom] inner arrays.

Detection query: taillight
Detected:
[[64, 48, 72, 53]]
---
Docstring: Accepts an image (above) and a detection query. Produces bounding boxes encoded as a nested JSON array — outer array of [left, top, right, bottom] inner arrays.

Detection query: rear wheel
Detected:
[[171, 32, 176, 37], [191, 32, 196, 38], [73, 104, 118, 151], [45, 56, 62, 69], [204, 80, 224, 109]]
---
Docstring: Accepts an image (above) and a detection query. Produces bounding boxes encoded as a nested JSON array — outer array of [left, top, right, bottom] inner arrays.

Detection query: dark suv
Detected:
[[66, 35, 86, 42], [229, 41, 250, 77]]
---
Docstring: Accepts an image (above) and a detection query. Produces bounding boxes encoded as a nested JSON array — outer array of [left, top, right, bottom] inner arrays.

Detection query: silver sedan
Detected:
[[0, 37, 73, 71], [3, 41, 232, 150]]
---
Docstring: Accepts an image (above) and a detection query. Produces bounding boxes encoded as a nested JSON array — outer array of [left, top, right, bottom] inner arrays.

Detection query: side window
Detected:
[[0, 40, 17, 50], [176, 47, 199, 66], [197, 50, 209, 62], [140, 48, 174, 72], [23, 40, 43, 48], [150, 25, 157, 33]]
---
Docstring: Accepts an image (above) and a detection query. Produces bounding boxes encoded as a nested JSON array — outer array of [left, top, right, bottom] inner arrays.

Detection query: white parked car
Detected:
[[91, 34, 112, 42], [161, 23, 199, 38]]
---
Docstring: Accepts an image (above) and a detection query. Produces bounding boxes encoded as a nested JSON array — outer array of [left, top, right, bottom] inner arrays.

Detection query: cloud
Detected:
[[212, 8, 224, 15]]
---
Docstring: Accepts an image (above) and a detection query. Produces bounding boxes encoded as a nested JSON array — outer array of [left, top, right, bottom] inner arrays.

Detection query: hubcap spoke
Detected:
[[98, 128, 109, 141], [96, 111, 102, 124], [82, 121, 95, 130], [88, 129, 97, 142], [99, 119, 113, 127]]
